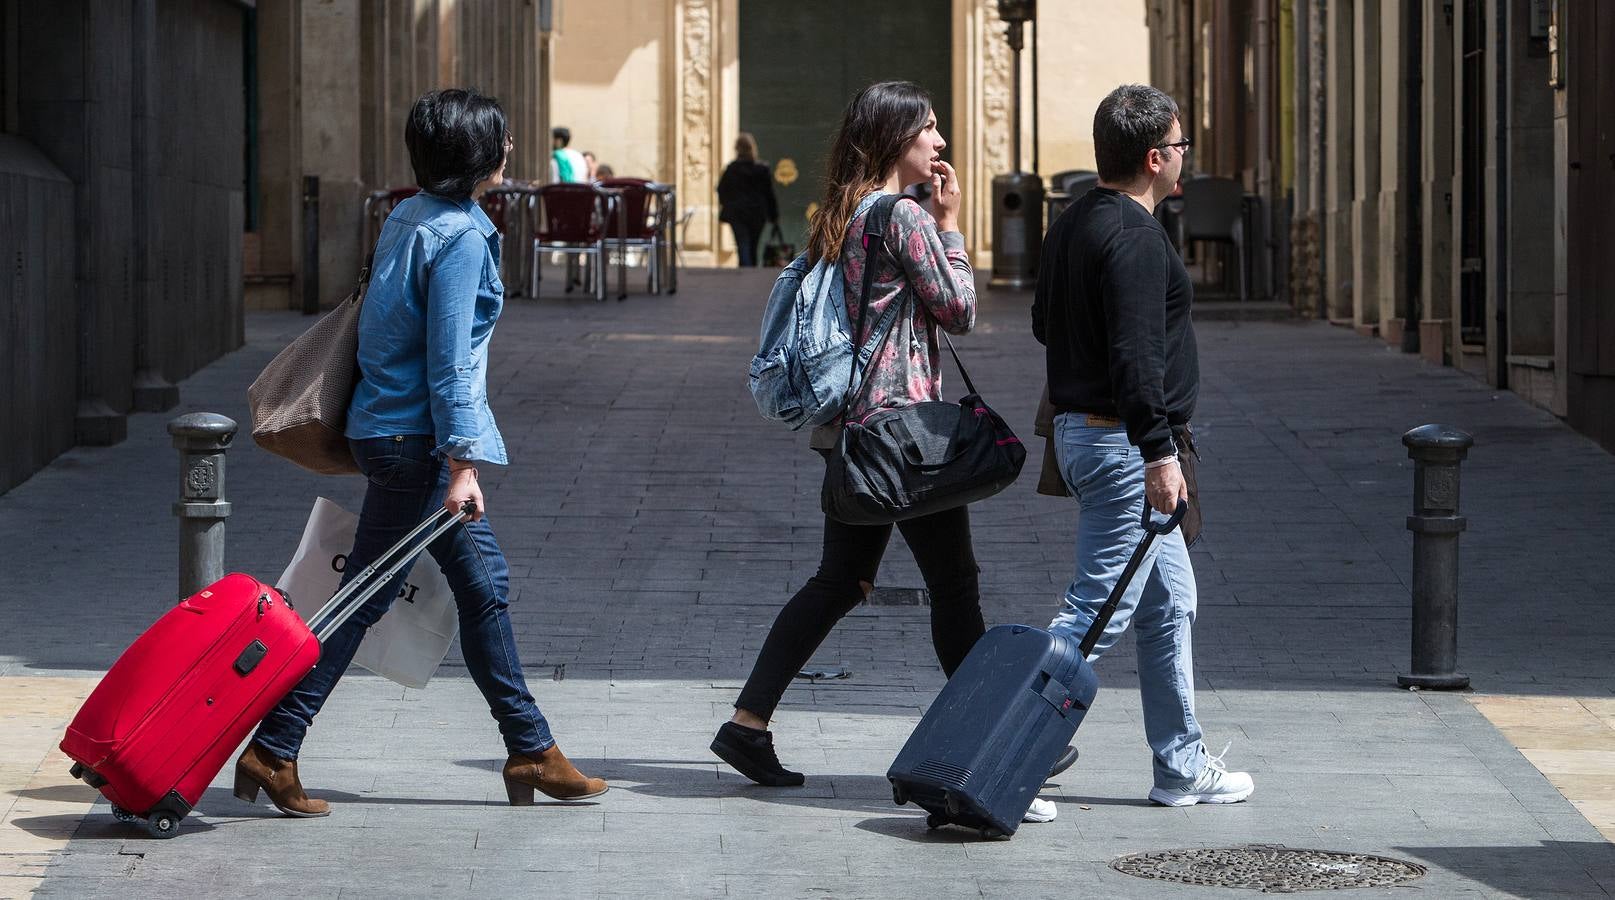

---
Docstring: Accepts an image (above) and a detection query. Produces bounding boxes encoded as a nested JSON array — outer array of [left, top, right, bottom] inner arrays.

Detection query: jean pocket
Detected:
[[357, 438, 433, 489]]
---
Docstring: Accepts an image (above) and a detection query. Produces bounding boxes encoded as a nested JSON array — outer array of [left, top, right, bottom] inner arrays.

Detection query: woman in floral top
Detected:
[[712, 81, 987, 788]]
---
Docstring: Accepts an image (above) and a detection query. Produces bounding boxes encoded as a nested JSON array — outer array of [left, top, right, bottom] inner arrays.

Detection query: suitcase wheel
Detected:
[[925, 813, 947, 831], [980, 827, 1006, 840], [69, 762, 108, 789], [891, 784, 909, 806], [145, 811, 182, 839], [110, 806, 137, 824]]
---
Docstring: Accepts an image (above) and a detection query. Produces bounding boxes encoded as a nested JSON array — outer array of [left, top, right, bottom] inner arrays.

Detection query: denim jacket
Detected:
[[346, 193, 509, 465]]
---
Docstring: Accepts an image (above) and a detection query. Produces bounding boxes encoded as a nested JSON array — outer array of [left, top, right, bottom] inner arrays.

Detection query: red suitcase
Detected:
[[61, 504, 469, 837]]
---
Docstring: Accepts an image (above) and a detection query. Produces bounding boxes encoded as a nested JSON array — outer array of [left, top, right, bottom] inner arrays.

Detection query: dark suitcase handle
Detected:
[[1077, 499, 1188, 657], [1143, 497, 1188, 534]]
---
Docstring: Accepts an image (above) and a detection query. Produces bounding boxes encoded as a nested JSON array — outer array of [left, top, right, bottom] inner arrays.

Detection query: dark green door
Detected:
[[738, 1, 952, 256]]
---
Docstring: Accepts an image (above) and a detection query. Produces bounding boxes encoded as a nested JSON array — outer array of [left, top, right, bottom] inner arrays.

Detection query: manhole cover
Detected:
[[1110, 845, 1427, 893]]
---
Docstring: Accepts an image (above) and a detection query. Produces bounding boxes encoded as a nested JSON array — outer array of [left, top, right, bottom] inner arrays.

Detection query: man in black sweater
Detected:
[[1031, 84, 1252, 807]]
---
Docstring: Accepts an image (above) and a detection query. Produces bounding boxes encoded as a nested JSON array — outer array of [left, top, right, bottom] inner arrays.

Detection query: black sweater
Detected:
[[1031, 187, 1198, 462], [717, 160, 778, 229]]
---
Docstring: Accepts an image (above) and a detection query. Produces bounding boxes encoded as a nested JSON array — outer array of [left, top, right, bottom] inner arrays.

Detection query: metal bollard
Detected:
[[1397, 424, 1473, 690], [168, 413, 237, 599]]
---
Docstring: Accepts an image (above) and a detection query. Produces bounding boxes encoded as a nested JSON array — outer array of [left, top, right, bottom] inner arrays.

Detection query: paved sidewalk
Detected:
[[2, 268, 1613, 898]]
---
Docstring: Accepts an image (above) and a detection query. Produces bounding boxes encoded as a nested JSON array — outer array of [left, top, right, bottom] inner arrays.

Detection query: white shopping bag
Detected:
[[278, 497, 458, 689]]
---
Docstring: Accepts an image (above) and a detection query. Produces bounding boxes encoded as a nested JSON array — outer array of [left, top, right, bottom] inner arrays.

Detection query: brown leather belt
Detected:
[[1066, 413, 1122, 428]]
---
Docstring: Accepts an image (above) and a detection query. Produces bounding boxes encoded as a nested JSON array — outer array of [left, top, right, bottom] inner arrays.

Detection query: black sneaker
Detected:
[[710, 722, 805, 787], [1049, 744, 1078, 779]]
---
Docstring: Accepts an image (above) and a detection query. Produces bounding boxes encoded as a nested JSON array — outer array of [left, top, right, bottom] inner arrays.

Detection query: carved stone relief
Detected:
[[681, 0, 715, 248], [980, 0, 1013, 178]]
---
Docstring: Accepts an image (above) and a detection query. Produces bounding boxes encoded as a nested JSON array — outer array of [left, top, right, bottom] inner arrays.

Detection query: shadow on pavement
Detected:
[[852, 816, 972, 844], [1395, 841, 1615, 896]]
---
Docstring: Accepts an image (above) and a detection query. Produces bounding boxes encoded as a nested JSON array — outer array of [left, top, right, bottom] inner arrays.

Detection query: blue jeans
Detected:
[[1048, 414, 1205, 789], [254, 435, 554, 760]]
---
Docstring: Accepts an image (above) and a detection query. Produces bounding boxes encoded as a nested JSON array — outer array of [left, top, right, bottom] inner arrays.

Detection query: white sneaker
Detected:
[[1021, 798, 1058, 823], [1148, 742, 1254, 807]]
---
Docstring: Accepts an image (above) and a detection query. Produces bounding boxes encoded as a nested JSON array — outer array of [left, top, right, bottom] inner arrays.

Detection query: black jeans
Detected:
[[734, 504, 986, 720], [730, 222, 761, 267]]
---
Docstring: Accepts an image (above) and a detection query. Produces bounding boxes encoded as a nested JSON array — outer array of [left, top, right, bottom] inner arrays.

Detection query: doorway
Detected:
[[737, 1, 952, 257]]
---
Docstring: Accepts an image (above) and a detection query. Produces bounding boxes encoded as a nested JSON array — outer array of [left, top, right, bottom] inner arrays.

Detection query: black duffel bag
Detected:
[[821, 196, 1025, 525], [822, 349, 1025, 524]]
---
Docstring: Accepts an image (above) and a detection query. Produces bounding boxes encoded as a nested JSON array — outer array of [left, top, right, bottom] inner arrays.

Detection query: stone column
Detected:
[[1420, 0, 1456, 365], [253, 0, 304, 311], [1499, 0, 1555, 404], [1550, 0, 1568, 417], [1323, 0, 1354, 322], [1350, 0, 1382, 334], [303, 0, 363, 305], [130, 0, 178, 412], [673, 0, 723, 266], [1376, 5, 1409, 342], [952, 0, 1013, 268]]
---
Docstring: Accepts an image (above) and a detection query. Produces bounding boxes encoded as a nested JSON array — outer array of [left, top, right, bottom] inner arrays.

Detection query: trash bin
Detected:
[[989, 172, 1043, 289]]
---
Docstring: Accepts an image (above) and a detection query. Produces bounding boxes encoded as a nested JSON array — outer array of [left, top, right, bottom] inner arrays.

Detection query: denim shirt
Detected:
[[346, 193, 509, 465]]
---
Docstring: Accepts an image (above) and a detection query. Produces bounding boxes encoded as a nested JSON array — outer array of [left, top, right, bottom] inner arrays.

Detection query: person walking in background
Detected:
[[717, 132, 779, 267], [1031, 83, 1253, 808], [236, 89, 607, 817], [710, 81, 991, 790], [549, 126, 587, 183]]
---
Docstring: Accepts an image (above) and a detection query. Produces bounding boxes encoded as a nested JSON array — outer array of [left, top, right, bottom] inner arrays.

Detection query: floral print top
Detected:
[[810, 194, 977, 449]]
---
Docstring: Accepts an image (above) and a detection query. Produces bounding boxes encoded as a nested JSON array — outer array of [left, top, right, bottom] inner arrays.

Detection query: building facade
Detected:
[[0, 0, 247, 493], [1146, 0, 1614, 452], [1, 0, 1145, 493], [247, 0, 553, 311], [548, 0, 1150, 267]]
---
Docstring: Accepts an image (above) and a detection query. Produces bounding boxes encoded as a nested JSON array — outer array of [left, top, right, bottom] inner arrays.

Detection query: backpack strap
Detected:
[[844, 193, 906, 404]]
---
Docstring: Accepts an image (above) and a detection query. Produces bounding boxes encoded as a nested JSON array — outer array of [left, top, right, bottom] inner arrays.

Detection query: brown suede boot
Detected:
[[233, 743, 331, 818], [502, 745, 608, 804]]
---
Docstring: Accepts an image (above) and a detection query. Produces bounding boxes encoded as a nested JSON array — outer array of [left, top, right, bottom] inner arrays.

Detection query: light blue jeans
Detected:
[[1048, 413, 1206, 789]]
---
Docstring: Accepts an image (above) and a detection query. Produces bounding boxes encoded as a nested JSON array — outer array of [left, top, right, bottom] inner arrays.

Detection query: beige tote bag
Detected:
[[247, 276, 368, 475]]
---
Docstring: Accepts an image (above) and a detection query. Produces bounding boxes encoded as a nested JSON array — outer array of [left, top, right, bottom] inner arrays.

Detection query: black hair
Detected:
[[1092, 84, 1180, 182], [806, 80, 933, 263], [551, 126, 571, 146], [404, 89, 508, 199]]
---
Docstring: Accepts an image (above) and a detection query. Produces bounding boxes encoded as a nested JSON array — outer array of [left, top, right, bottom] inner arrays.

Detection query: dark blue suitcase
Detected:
[[887, 500, 1186, 837]]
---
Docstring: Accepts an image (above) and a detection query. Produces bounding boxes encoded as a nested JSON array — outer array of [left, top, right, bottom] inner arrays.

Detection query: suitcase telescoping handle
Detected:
[[1076, 499, 1188, 658], [304, 501, 477, 642]]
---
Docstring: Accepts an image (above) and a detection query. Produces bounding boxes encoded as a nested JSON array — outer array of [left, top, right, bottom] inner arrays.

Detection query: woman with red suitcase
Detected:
[[236, 89, 607, 816]]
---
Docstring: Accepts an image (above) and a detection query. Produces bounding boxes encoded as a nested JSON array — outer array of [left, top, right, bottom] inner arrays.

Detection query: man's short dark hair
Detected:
[[551, 126, 571, 146], [404, 89, 508, 199], [1093, 85, 1180, 183]]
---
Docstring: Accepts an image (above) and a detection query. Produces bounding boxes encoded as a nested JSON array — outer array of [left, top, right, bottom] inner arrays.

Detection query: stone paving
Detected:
[[1, 268, 1613, 898]]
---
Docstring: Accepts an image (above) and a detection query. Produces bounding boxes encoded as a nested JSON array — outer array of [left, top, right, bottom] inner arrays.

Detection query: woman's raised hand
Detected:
[[931, 160, 961, 233]]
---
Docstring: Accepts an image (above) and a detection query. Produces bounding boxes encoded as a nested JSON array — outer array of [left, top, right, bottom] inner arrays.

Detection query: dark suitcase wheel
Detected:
[[145, 811, 181, 839], [891, 784, 909, 806], [980, 827, 1005, 840], [70, 763, 107, 789], [925, 813, 947, 830], [110, 806, 137, 824]]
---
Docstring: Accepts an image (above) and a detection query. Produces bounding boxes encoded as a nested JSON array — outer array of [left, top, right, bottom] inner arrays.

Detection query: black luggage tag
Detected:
[[234, 640, 268, 676], [1038, 675, 1085, 717]]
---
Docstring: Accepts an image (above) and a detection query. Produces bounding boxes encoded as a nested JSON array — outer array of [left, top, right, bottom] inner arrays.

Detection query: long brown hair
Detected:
[[806, 81, 932, 264]]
